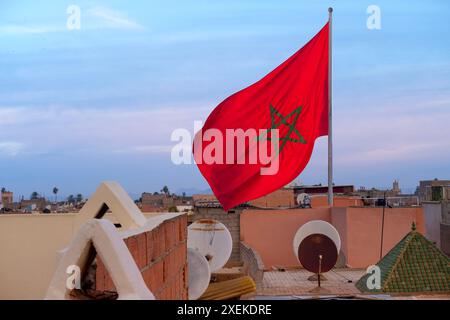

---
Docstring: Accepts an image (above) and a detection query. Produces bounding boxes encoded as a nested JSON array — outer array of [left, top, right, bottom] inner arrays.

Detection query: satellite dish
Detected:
[[187, 248, 211, 300], [293, 220, 340, 273], [187, 219, 232, 272], [296, 193, 311, 207]]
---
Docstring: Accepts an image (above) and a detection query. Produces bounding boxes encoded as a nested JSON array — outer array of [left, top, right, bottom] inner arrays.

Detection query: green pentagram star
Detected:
[[257, 104, 307, 153]]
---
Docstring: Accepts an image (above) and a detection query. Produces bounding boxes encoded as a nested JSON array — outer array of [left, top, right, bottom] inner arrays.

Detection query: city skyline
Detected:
[[1, 0, 449, 197]]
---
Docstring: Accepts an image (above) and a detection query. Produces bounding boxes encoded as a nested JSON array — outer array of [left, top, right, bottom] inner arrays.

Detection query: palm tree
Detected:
[[76, 194, 83, 203], [161, 186, 169, 195], [67, 194, 75, 204], [30, 191, 39, 200], [53, 187, 59, 203]]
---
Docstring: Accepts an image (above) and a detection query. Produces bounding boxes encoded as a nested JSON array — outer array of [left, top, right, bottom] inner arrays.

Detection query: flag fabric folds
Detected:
[[194, 22, 330, 210]]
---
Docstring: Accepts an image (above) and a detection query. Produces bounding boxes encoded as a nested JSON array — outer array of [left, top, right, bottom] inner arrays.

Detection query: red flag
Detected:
[[194, 22, 329, 210]]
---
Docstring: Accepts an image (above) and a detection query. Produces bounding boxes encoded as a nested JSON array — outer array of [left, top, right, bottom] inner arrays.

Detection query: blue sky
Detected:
[[0, 0, 449, 200]]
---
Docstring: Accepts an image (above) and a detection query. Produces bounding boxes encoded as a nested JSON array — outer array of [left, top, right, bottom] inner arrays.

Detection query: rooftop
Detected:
[[356, 228, 450, 294]]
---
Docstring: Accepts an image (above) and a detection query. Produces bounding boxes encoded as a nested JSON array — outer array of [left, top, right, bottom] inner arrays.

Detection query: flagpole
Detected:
[[327, 7, 334, 206]]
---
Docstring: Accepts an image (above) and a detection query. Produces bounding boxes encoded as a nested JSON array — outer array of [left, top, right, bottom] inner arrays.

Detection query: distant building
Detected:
[[249, 188, 295, 208], [354, 180, 418, 207], [192, 194, 217, 202], [1, 190, 13, 209], [354, 181, 399, 199], [20, 198, 47, 212], [421, 179, 450, 256], [140, 192, 192, 212], [419, 179, 450, 202], [292, 184, 354, 195]]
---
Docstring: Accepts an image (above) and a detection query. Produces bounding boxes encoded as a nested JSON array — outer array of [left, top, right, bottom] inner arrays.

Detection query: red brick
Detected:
[[176, 275, 181, 300], [151, 229, 160, 258], [172, 245, 186, 273], [105, 270, 116, 292], [96, 257, 106, 291], [171, 249, 177, 274], [159, 287, 167, 300], [181, 245, 187, 264], [142, 267, 152, 289], [152, 261, 164, 289], [179, 216, 187, 242], [126, 236, 139, 264], [174, 218, 180, 243], [157, 226, 166, 258], [173, 246, 180, 272], [136, 233, 147, 269], [184, 265, 189, 288], [169, 251, 176, 280], [163, 259, 169, 283], [155, 289, 162, 300], [146, 230, 156, 263], [167, 282, 173, 300], [173, 281, 178, 300], [165, 221, 177, 250]]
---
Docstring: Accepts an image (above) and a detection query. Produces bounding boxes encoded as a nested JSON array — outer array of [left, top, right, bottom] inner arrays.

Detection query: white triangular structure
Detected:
[[75, 181, 147, 230], [45, 219, 155, 300]]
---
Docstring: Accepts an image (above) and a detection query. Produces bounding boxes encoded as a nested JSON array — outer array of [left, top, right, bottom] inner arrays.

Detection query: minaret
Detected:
[[392, 179, 400, 194]]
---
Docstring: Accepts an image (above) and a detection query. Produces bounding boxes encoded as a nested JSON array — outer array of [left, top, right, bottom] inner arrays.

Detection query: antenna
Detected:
[[293, 220, 341, 289], [187, 219, 232, 272], [296, 193, 311, 208], [187, 248, 211, 300]]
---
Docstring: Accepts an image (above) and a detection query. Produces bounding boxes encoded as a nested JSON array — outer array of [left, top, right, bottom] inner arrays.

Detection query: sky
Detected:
[[0, 0, 449, 200]]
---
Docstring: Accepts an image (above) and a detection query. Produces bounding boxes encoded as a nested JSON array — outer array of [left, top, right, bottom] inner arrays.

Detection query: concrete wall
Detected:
[[240, 241, 265, 290], [311, 196, 363, 208], [0, 212, 183, 299], [249, 188, 295, 208], [331, 207, 425, 268], [440, 223, 450, 256], [0, 214, 76, 299], [240, 206, 425, 269], [423, 202, 442, 247], [441, 201, 450, 224], [330, 207, 349, 267], [193, 208, 241, 262], [240, 208, 331, 268], [96, 214, 188, 299]]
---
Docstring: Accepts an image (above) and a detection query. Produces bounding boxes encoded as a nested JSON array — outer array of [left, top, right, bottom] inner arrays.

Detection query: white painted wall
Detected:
[[0, 212, 179, 299]]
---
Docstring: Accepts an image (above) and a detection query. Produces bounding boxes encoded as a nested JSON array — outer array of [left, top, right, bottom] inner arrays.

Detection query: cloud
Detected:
[[0, 141, 25, 156], [87, 6, 144, 30], [0, 6, 144, 36], [0, 104, 210, 155], [332, 103, 450, 166], [0, 25, 62, 35], [114, 145, 172, 154]]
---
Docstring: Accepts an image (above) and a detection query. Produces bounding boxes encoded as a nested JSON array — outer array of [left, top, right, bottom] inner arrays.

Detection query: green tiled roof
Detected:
[[356, 230, 450, 294]]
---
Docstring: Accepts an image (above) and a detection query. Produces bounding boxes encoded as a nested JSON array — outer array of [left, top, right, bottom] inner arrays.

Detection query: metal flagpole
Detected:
[[327, 7, 334, 206]]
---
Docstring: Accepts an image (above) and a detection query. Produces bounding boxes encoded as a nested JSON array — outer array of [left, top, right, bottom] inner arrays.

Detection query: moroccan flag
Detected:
[[194, 22, 329, 210]]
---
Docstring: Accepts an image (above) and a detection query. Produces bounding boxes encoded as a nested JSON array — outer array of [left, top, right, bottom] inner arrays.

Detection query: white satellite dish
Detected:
[[297, 193, 311, 207], [187, 219, 232, 272], [292, 220, 341, 260], [187, 248, 211, 300]]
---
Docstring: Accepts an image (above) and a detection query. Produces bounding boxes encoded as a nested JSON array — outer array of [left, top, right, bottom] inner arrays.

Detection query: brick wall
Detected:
[[96, 214, 188, 299], [194, 208, 241, 262]]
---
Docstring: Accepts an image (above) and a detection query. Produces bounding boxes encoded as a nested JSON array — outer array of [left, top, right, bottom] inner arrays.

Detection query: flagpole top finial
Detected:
[[328, 7, 333, 13]]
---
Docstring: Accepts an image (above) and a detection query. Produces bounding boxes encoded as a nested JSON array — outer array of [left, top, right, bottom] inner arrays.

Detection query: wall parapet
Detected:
[[240, 241, 265, 290], [96, 213, 188, 299]]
